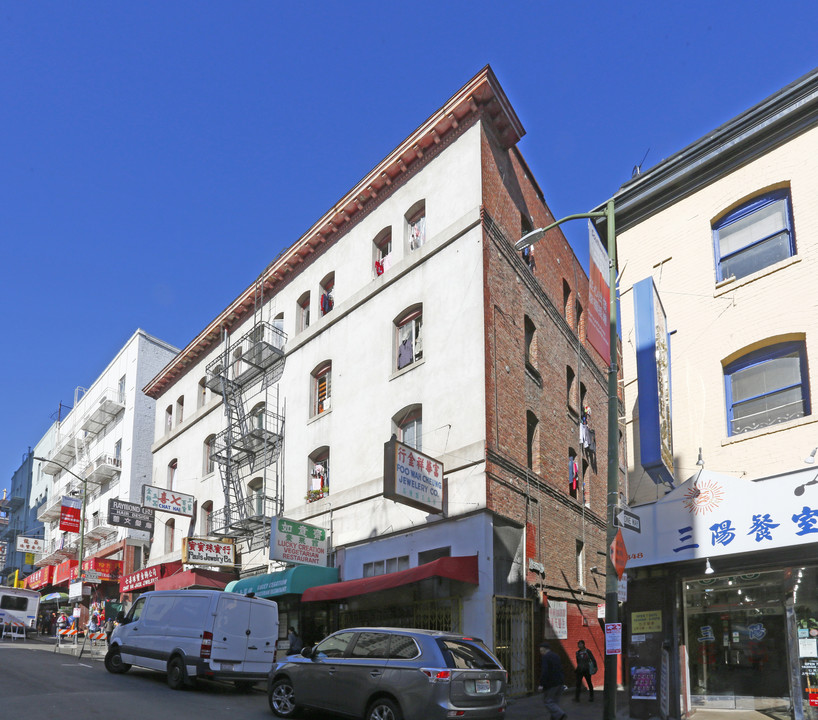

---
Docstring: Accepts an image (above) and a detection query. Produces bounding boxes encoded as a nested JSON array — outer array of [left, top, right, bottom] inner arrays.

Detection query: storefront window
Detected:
[[682, 566, 817, 718]]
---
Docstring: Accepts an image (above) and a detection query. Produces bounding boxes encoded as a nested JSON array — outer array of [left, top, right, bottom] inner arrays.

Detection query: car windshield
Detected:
[[437, 638, 501, 669]]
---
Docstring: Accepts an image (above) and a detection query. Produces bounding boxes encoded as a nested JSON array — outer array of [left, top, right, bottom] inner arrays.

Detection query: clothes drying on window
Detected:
[[375, 260, 384, 276], [569, 457, 579, 491], [320, 292, 334, 315], [409, 216, 426, 251], [397, 339, 414, 370], [382, 252, 393, 272], [587, 428, 596, 454], [579, 422, 590, 449], [522, 245, 535, 269]]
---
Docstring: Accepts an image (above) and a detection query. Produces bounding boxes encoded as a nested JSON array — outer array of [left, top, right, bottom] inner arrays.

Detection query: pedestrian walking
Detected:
[[287, 626, 303, 655], [537, 641, 566, 720], [574, 640, 596, 702], [104, 616, 115, 645]]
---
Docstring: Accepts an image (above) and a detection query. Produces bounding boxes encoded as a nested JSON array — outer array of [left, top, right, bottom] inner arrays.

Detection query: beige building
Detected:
[[606, 68, 818, 719]]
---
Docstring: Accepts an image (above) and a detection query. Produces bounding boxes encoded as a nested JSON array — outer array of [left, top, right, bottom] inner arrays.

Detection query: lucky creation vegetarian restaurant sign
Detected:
[[269, 517, 329, 567]]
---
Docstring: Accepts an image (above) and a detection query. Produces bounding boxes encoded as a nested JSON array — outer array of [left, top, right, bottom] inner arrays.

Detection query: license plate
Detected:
[[475, 679, 491, 693], [221, 662, 235, 671]]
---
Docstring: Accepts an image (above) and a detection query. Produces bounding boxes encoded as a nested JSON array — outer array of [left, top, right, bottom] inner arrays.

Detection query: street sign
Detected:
[[614, 507, 641, 533], [610, 528, 628, 579], [82, 570, 102, 583], [108, 498, 155, 534]]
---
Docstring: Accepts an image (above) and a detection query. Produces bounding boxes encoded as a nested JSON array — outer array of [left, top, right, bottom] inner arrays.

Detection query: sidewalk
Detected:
[[505, 689, 633, 720]]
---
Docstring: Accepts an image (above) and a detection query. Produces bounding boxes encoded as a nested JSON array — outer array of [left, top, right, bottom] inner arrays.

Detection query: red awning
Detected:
[[153, 568, 234, 591], [301, 555, 478, 603]]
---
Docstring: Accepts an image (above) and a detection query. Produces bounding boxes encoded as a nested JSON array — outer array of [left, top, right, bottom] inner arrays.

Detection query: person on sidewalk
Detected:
[[574, 640, 596, 702], [537, 641, 566, 720]]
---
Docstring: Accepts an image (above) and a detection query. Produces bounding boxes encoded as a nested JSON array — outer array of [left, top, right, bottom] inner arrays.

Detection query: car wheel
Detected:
[[104, 647, 131, 674], [367, 698, 402, 720], [268, 677, 300, 718], [167, 656, 187, 690]]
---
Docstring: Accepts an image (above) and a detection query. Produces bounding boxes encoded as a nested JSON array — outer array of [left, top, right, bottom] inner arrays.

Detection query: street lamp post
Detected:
[[516, 199, 620, 720], [33, 456, 91, 584]]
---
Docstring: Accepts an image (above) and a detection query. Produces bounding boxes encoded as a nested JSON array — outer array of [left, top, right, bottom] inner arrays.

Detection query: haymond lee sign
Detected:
[[383, 437, 445, 514]]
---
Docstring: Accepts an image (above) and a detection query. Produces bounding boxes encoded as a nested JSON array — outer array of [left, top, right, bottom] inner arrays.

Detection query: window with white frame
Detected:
[[118, 375, 126, 404], [250, 402, 265, 429], [319, 272, 335, 317], [713, 188, 795, 282], [395, 306, 423, 371], [201, 500, 213, 535], [176, 396, 184, 425], [165, 518, 175, 554], [203, 435, 215, 475], [297, 291, 311, 332], [248, 477, 264, 516], [168, 459, 177, 491], [198, 377, 207, 409], [724, 340, 810, 436], [394, 405, 422, 452], [373, 227, 393, 276], [114, 439, 122, 463], [165, 405, 173, 433], [406, 202, 426, 252], [364, 555, 409, 577], [311, 362, 332, 416], [308, 447, 329, 502]]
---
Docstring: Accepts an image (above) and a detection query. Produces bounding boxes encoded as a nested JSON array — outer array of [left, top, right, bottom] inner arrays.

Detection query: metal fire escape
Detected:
[[205, 316, 286, 549]]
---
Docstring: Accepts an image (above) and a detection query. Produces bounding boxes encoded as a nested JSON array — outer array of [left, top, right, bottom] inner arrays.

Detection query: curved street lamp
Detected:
[[517, 199, 620, 720]]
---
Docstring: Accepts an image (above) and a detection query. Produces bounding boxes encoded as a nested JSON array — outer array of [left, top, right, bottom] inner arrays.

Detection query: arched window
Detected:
[[526, 411, 539, 473], [248, 477, 264, 516], [563, 280, 571, 320], [297, 291, 311, 332], [393, 405, 422, 452], [406, 200, 426, 252], [165, 518, 175, 554], [568, 449, 579, 499], [176, 396, 184, 425], [566, 367, 576, 408], [713, 188, 795, 282], [198, 377, 207, 409], [373, 227, 393, 277], [200, 501, 213, 535], [168, 459, 177, 491], [165, 405, 173, 433], [395, 305, 423, 371], [308, 447, 330, 502], [524, 315, 537, 370], [203, 436, 215, 475], [250, 402, 266, 430], [319, 272, 335, 317], [724, 340, 809, 435], [311, 362, 332, 416]]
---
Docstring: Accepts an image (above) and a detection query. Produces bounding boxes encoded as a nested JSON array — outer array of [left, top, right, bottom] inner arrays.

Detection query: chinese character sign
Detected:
[[383, 438, 445, 515], [270, 516, 329, 567], [183, 537, 236, 566], [624, 470, 818, 567], [16, 536, 45, 554], [107, 498, 155, 533], [141, 486, 195, 517], [59, 495, 82, 533]]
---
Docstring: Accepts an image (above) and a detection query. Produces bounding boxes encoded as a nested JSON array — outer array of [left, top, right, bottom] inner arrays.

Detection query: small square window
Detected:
[[713, 189, 795, 282]]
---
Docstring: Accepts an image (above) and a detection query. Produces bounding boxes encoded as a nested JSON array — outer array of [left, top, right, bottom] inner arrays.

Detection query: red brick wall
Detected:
[[478, 116, 619, 682]]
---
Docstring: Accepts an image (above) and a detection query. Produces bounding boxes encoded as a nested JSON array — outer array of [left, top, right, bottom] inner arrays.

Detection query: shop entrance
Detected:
[[683, 566, 818, 720]]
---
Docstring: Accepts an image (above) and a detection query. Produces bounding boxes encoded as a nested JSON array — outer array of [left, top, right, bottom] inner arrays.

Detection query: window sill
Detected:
[[714, 255, 801, 297], [307, 407, 333, 425], [525, 363, 542, 387], [721, 413, 818, 446], [390, 358, 425, 381]]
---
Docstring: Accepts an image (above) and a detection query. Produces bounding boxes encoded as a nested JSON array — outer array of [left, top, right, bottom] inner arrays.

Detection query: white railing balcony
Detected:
[[36, 538, 77, 566], [84, 513, 117, 542], [80, 388, 126, 436], [85, 453, 122, 484]]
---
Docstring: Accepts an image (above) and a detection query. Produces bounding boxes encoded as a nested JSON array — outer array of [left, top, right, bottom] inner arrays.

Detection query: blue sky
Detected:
[[2, 1, 817, 491]]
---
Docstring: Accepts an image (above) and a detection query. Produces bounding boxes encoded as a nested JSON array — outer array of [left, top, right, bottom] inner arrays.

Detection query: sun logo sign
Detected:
[[683, 479, 725, 516]]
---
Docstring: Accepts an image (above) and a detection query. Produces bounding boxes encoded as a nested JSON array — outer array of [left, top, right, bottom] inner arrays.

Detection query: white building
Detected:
[[143, 66, 613, 695], [32, 329, 178, 612]]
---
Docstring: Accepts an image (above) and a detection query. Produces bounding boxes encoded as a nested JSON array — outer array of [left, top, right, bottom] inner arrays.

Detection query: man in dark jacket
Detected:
[[574, 640, 596, 701], [537, 641, 566, 720]]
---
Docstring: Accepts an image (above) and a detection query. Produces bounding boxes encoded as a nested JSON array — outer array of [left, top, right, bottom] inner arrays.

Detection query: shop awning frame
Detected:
[[225, 565, 339, 599], [301, 555, 478, 603]]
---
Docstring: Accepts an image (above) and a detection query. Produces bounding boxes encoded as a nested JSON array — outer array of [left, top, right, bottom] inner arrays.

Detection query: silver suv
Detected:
[[267, 627, 507, 720]]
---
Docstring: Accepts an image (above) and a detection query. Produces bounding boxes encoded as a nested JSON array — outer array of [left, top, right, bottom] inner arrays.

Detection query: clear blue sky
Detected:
[[3, 1, 817, 491]]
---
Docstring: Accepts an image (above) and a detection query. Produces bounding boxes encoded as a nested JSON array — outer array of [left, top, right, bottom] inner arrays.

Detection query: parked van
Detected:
[[105, 589, 278, 690], [0, 586, 40, 634]]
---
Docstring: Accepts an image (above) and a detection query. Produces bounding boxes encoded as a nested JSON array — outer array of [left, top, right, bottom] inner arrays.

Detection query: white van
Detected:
[[105, 589, 278, 690], [0, 587, 40, 634]]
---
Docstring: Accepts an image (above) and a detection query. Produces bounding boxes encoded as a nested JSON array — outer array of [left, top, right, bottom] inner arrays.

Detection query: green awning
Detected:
[[225, 565, 339, 599]]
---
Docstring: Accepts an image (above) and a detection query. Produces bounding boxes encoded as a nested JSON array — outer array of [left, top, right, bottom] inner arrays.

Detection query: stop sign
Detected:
[[610, 529, 628, 579]]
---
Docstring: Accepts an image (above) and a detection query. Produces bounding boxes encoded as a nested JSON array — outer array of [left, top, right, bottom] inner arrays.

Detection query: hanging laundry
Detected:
[[382, 251, 392, 271], [375, 260, 384, 276], [579, 422, 590, 449], [569, 457, 579, 491], [409, 216, 426, 251]]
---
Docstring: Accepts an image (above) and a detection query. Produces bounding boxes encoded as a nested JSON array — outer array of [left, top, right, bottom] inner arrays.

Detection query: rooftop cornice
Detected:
[[145, 65, 525, 398], [597, 66, 818, 236]]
